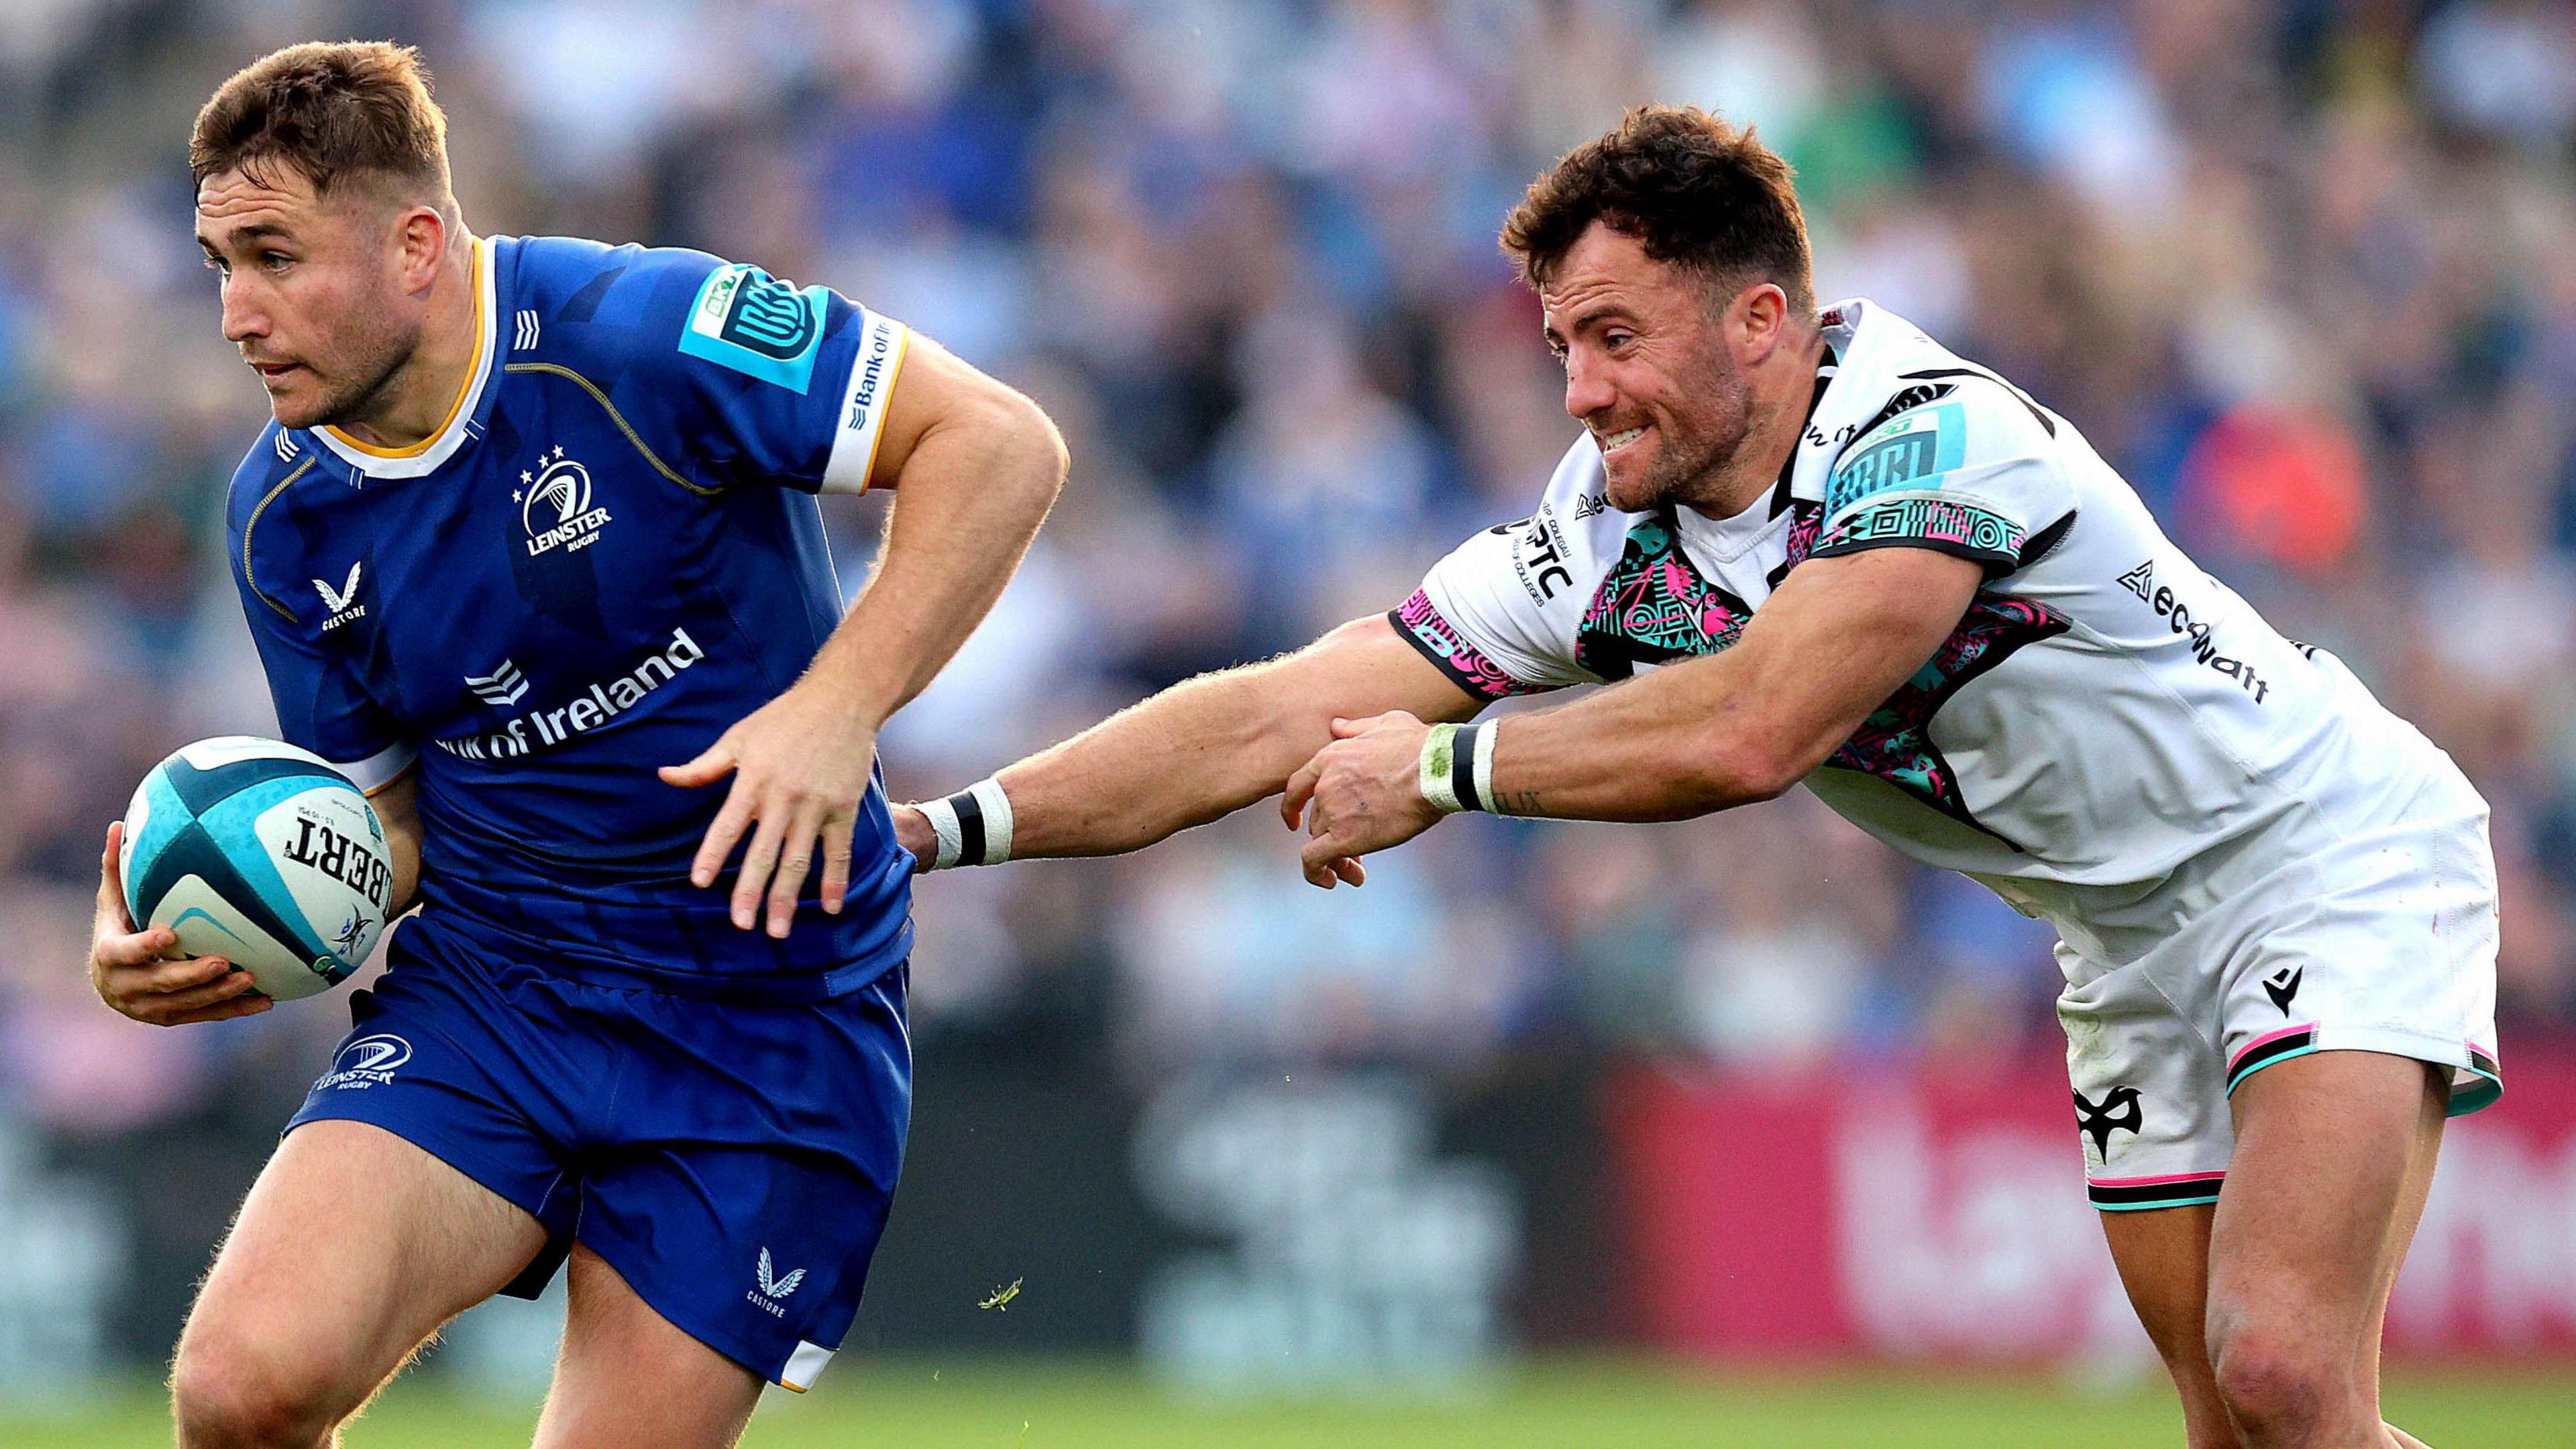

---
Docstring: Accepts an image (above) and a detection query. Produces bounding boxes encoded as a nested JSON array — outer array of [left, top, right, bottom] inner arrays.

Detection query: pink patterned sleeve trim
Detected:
[[1391, 590, 1550, 700]]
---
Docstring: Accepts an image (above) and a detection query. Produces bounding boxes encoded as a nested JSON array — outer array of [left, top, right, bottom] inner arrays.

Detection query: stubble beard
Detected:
[[1630, 366, 1754, 515], [286, 306, 423, 435]]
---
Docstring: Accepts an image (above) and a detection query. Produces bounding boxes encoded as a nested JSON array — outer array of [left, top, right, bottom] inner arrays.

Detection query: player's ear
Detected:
[[388, 202, 447, 296], [1734, 281, 1790, 359]]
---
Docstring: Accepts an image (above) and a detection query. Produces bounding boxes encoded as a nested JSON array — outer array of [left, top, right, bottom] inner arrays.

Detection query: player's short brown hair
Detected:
[[190, 41, 452, 204], [1501, 105, 1813, 314]]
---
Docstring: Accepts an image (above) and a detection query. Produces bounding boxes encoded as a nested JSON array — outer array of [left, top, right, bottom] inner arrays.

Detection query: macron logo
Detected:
[[314, 562, 366, 631], [466, 659, 530, 708]]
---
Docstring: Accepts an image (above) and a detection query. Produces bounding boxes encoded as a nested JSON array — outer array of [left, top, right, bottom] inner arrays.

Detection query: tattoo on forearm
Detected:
[[1495, 790, 1544, 816]]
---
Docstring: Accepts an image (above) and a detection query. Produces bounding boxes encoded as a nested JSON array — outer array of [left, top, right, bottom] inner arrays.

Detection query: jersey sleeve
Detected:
[[627, 250, 911, 495], [1811, 380, 2076, 579], [1390, 443, 1607, 701], [228, 461, 415, 793]]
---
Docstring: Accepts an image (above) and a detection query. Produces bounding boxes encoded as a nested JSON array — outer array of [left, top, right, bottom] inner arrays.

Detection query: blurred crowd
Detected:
[[3, 0, 2575, 1132]]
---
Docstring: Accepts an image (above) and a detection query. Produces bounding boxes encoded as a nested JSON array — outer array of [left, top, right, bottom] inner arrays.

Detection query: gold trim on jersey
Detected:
[[855, 324, 910, 494], [502, 362, 724, 498], [241, 453, 320, 620]]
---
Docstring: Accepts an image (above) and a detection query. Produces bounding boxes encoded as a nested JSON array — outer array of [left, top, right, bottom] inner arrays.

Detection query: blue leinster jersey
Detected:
[[225, 235, 914, 1001]]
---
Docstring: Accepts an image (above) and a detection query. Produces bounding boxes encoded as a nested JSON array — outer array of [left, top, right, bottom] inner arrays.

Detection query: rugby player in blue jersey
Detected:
[[83, 41, 1064, 1448]]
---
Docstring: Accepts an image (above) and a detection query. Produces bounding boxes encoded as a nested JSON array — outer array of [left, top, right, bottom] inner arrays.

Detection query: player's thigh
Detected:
[[2098, 1205, 2237, 1446], [2100, 1203, 2214, 1371], [177, 1120, 548, 1415], [2056, 933, 2226, 1381], [2204, 1050, 2445, 1389], [533, 1244, 763, 1449]]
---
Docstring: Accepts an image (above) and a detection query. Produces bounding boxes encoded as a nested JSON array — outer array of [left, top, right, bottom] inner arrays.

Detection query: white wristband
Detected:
[[919, 796, 966, 869], [1419, 721, 1501, 814], [916, 778, 1014, 869], [1468, 719, 1502, 814], [966, 777, 1014, 866], [1419, 724, 1466, 814]]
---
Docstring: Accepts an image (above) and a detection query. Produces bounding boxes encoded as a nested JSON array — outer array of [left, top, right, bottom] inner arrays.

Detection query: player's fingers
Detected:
[[729, 806, 792, 932], [93, 924, 181, 971], [97, 824, 148, 938], [97, 822, 123, 912], [689, 777, 760, 889], [1320, 824, 1366, 859], [1301, 835, 1358, 888], [658, 735, 740, 790], [155, 993, 276, 1028], [140, 969, 262, 1020], [765, 801, 828, 938], [1281, 760, 1322, 829], [818, 812, 857, 915], [1330, 714, 1381, 739], [1301, 777, 1345, 839], [1330, 856, 1366, 888], [113, 955, 235, 996]]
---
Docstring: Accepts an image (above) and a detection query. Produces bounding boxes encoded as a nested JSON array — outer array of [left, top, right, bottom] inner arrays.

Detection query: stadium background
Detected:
[[3, 0, 2574, 1443]]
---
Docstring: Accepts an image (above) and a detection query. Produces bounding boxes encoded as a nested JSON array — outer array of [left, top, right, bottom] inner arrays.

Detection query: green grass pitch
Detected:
[[6, 1358, 2568, 1447]]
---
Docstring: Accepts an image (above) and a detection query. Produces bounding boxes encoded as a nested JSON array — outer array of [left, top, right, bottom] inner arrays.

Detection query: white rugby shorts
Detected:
[[2054, 765, 2501, 1212]]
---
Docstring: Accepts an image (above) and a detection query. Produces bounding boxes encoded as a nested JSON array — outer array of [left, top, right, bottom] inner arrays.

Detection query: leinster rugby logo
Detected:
[[519, 445, 612, 557], [316, 1033, 411, 1091]]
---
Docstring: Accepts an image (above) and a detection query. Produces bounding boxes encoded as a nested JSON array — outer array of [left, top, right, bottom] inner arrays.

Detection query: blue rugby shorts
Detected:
[[286, 916, 910, 1391]]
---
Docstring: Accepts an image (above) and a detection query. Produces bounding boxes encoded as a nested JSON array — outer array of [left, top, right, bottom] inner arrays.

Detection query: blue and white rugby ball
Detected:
[[119, 737, 393, 1000]]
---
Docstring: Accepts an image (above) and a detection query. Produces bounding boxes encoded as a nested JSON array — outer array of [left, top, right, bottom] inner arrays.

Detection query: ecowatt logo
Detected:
[[433, 628, 707, 761]]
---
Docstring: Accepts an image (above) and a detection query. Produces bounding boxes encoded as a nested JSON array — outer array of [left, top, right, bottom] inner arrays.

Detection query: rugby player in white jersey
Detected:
[[900, 108, 2496, 1448]]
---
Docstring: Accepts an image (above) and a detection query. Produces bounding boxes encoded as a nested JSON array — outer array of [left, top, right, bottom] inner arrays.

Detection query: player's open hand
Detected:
[[90, 822, 272, 1026], [661, 682, 879, 937], [1281, 712, 1444, 889]]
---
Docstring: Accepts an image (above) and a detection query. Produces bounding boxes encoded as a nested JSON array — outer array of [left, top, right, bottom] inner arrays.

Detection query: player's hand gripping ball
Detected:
[[119, 737, 393, 1000]]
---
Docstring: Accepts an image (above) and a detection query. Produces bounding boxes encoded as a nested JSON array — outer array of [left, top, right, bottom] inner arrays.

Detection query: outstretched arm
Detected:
[[896, 614, 1483, 874], [663, 336, 1067, 936], [1284, 547, 1984, 882]]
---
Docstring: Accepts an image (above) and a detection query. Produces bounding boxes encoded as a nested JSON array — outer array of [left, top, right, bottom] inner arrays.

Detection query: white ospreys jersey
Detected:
[[1395, 299, 2467, 961]]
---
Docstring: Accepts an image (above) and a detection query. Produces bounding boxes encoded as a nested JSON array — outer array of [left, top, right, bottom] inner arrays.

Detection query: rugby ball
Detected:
[[119, 737, 394, 1000]]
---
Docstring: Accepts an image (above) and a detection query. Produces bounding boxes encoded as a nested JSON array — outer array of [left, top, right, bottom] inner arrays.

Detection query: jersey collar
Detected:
[[313, 235, 498, 480], [1763, 343, 1839, 517], [1785, 298, 1907, 505]]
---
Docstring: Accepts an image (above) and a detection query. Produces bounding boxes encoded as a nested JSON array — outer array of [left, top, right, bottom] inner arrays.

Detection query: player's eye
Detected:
[[1603, 330, 1634, 352], [260, 251, 293, 273], [203, 255, 230, 277]]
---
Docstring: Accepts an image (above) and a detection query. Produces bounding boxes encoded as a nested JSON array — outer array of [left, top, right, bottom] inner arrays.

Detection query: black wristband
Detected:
[[1451, 722, 1490, 812]]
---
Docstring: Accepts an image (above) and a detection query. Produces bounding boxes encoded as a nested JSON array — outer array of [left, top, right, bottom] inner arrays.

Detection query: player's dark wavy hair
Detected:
[[1502, 105, 1813, 314], [190, 41, 452, 203]]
